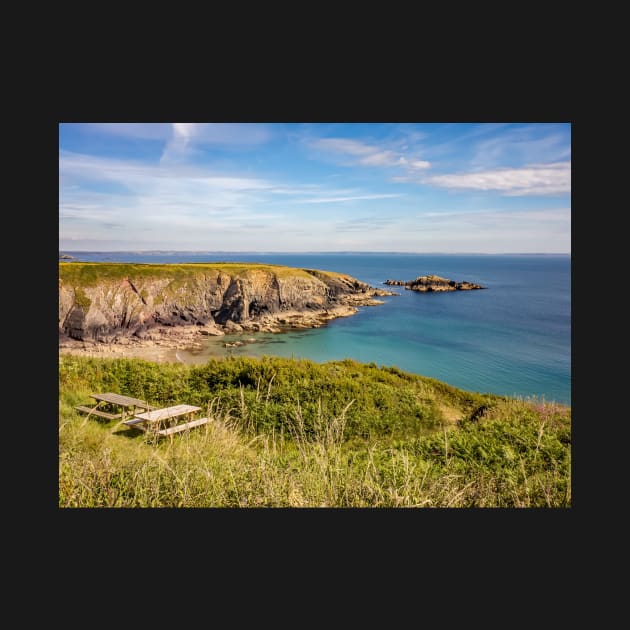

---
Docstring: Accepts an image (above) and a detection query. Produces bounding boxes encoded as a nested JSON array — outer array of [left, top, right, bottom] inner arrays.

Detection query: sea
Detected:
[[62, 252, 572, 406]]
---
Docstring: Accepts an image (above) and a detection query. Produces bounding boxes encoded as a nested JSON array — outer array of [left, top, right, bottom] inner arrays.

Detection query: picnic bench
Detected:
[[123, 404, 209, 438], [75, 392, 156, 421]]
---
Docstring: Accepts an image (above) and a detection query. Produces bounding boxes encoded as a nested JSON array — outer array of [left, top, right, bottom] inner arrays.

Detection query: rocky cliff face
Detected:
[[384, 275, 486, 292], [59, 264, 394, 343]]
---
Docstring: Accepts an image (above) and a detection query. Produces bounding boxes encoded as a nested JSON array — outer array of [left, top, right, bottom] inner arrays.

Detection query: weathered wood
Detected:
[[133, 404, 202, 423], [157, 418, 210, 436], [75, 405, 120, 420], [90, 393, 156, 410]]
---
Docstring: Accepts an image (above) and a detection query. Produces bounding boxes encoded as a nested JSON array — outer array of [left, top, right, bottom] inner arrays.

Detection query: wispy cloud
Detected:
[[309, 137, 431, 172], [159, 123, 273, 164], [59, 150, 406, 248], [301, 193, 404, 204], [311, 138, 374, 157], [59, 123, 571, 252], [75, 122, 272, 165], [160, 123, 199, 164], [422, 162, 570, 196], [60, 151, 281, 242], [87, 122, 272, 145], [470, 126, 571, 169]]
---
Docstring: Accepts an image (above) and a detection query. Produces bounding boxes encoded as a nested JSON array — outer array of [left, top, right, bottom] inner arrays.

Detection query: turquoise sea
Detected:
[[63, 252, 571, 406]]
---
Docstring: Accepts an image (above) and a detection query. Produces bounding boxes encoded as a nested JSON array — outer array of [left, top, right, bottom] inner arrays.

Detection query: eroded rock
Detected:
[[59, 264, 395, 344]]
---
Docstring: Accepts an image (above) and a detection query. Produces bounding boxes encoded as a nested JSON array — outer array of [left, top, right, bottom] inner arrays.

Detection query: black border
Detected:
[[48, 85, 577, 586]]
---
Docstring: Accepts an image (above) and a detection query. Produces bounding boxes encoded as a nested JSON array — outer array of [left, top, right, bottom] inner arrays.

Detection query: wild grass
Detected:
[[59, 355, 571, 508], [59, 262, 341, 287]]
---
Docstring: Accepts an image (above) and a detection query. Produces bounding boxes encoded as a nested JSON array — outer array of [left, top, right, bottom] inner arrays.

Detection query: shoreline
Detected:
[[58, 260, 396, 363], [58, 302, 380, 364]]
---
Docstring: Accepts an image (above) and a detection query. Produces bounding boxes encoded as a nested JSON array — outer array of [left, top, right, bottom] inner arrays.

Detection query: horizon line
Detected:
[[59, 249, 571, 256]]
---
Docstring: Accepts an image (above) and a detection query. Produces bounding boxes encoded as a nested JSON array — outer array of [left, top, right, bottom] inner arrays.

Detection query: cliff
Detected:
[[384, 274, 486, 292], [59, 262, 394, 343]]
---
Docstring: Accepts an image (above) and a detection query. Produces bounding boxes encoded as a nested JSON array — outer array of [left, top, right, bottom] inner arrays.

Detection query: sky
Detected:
[[59, 122, 571, 253]]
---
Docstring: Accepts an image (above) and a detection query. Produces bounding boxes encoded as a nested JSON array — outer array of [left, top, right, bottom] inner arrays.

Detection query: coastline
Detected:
[[59, 339, 181, 363], [59, 261, 394, 362], [58, 300, 385, 364]]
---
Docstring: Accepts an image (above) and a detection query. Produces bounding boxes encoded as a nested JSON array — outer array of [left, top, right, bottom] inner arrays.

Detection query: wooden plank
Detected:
[[90, 393, 156, 409], [75, 405, 120, 420], [133, 404, 202, 423], [157, 418, 209, 436]]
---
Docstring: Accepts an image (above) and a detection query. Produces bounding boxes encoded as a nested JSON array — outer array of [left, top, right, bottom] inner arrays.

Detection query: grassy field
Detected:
[[59, 261, 341, 286], [59, 355, 571, 508]]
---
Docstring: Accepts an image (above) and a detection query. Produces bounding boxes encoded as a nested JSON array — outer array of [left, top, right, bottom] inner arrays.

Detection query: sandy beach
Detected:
[[58, 323, 208, 363], [59, 339, 183, 363]]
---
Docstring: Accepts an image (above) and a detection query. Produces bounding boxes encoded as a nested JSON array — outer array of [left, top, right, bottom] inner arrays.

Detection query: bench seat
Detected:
[[74, 405, 120, 420], [156, 417, 210, 436]]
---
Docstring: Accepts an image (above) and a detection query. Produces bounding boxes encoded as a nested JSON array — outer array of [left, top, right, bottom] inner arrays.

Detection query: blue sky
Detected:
[[59, 122, 570, 253]]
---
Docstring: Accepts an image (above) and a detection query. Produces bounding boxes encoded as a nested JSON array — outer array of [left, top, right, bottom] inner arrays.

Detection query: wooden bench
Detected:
[[75, 394, 157, 424], [74, 405, 120, 420], [156, 417, 210, 436]]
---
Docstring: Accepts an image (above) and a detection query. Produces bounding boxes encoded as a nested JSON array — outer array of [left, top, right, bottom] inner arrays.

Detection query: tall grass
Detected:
[[59, 355, 571, 507]]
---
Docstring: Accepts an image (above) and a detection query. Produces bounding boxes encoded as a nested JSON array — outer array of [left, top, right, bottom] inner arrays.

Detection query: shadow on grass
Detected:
[[111, 426, 145, 439]]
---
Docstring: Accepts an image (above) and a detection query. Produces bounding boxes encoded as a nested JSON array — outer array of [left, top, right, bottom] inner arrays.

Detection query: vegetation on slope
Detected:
[[59, 355, 571, 508], [59, 262, 338, 286]]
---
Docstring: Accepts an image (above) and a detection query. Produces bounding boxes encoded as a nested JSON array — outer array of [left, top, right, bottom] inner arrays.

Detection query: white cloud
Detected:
[[60, 151, 272, 192], [471, 127, 571, 168], [59, 151, 411, 249], [161, 123, 196, 164], [159, 123, 273, 164], [83, 122, 272, 145], [359, 151, 400, 166], [311, 138, 374, 156], [60, 124, 571, 253], [424, 162, 570, 196], [409, 159, 431, 169], [69, 123, 273, 166], [309, 137, 432, 172], [59, 151, 279, 239], [173, 123, 197, 138]]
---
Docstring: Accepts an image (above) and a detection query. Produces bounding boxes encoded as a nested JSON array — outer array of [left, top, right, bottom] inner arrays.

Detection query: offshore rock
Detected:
[[384, 274, 486, 292]]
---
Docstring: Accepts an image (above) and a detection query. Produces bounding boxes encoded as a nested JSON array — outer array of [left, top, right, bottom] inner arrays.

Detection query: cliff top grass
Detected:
[[59, 354, 571, 507], [59, 261, 347, 286]]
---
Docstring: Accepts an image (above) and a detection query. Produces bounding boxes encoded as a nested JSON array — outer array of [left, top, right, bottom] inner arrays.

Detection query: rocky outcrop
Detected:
[[59, 263, 397, 343], [384, 275, 486, 292]]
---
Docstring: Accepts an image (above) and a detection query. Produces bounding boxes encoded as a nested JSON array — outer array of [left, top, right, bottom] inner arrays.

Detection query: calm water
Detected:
[[64, 252, 571, 405]]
